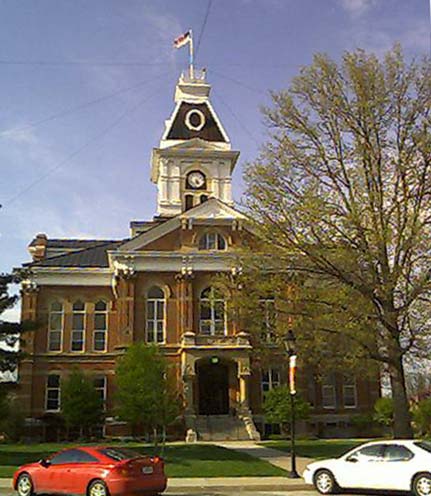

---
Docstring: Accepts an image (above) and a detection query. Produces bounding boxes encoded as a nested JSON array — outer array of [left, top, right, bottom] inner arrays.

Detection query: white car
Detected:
[[303, 440, 431, 496]]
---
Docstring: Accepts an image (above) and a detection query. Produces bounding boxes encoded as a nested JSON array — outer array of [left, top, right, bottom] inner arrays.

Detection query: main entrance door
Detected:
[[197, 361, 229, 415]]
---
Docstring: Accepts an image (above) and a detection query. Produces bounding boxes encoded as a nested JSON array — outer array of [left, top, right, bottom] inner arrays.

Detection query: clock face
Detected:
[[187, 171, 206, 189]]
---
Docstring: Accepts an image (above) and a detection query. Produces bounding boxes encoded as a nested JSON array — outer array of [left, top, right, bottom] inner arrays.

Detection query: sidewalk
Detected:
[[215, 440, 313, 475]]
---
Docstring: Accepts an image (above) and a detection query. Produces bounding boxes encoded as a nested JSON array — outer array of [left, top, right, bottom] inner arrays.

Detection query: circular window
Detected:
[[185, 109, 206, 131]]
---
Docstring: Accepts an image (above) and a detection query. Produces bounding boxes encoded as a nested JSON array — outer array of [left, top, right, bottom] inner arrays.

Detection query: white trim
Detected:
[[146, 291, 166, 344], [185, 108, 206, 131], [30, 268, 112, 287], [48, 302, 64, 352], [343, 378, 357, 409], [93, 301, 108, 352]]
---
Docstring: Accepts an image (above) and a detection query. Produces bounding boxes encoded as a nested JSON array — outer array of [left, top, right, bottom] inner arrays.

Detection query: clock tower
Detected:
[[151, 70, 240, 217]]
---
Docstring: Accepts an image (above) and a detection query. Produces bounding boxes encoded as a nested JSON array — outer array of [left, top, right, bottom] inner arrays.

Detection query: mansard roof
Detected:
[[28, 240, 124, 268], [164, 101, 227, 143]]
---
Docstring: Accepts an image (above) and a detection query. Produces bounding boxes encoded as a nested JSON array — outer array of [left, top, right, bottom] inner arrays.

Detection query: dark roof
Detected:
[[29, 240, 125, 268], [166, 102, 226, 142], [29, 238, 118, 248]]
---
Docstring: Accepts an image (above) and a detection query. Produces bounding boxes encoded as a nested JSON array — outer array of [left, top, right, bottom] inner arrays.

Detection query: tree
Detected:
[[412, 398, 431, 437], [244, 46, 431, 437], [0, 273, 34, 373], [115, 343, 182, 446], [373, 397, 394, 431], [263, 386, 310, 436], [61, 369, 104, 439]]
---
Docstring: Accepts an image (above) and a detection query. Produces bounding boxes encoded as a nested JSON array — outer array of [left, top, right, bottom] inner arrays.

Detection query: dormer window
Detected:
[[198, 232, 227, 251]]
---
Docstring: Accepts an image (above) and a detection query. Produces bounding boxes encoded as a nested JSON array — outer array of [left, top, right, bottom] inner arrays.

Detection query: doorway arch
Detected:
[[197, 358, 230, 415]]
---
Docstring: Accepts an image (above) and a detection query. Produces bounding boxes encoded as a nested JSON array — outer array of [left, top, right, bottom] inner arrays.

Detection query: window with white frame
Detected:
[[343, 376, 357, 408], [198, 232, 227, 251], [46, 374, 61, 411], [94, 300, 108, 351], [146, 286, 165, 343], [322, 373, 336, 409], [199, 287, 226, 335], [93, 376, 107, 408], [71, 300, 85, 351], [48, 301, 63, 351], [259, 297, 276, 342], [262, 368, 281, 393]]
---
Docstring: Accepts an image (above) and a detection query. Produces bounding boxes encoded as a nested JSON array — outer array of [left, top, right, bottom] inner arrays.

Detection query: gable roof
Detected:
[[27, 240, 124, 268], [119, 198, 247, 252]]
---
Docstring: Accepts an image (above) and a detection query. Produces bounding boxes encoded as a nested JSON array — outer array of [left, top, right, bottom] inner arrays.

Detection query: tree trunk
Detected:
[[161, 426, 166, 456], [153, 427, 159, 451], [389, 358, 413, 438]]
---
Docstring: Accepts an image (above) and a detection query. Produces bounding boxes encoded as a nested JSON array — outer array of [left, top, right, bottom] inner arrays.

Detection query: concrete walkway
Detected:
[[215, 441, 313, 475]]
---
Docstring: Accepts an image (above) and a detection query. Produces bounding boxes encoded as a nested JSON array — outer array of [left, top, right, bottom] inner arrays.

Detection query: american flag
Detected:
[[173, 31, 191, 49]]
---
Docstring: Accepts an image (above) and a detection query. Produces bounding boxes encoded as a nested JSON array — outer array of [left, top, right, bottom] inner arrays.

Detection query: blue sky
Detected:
[[0, 0, 429, 321]]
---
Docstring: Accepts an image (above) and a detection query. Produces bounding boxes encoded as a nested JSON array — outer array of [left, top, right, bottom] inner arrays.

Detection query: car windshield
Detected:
[[414, 441, 431, 454], [98, 447, 143, 461]]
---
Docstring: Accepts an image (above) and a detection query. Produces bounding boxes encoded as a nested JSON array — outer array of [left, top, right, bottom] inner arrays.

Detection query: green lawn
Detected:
[[260, 438, 369, 459], [0, 442, 287, 478]]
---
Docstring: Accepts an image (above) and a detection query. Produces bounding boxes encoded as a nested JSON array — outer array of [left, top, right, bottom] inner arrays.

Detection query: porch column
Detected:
[[237, 357, 251, 414], [115, 265, 136, 348], [175, 270, 194, 337], [181, 353, 196, 415]]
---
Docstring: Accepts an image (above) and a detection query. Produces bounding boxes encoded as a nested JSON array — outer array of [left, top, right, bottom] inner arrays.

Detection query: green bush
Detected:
[[412, 398, 431, 437], [373, 397, 394, 428]]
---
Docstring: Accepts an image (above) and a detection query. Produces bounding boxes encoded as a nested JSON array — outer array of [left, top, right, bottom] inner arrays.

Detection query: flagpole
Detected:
[[189, 29, 194, 80]]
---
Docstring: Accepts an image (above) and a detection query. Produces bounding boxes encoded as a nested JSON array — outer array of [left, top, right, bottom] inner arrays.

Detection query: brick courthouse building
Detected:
[[17, 71, 379, 440]]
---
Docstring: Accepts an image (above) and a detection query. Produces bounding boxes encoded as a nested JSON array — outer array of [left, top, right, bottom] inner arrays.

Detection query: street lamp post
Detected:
[[283, 329, 300, 479]]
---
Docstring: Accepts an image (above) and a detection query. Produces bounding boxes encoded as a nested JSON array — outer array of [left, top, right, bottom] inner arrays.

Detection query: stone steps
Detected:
[[195, 414, 251, 441]]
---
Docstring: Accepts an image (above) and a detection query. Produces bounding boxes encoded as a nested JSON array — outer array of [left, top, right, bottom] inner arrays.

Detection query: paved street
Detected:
[[1, 493, 373, 496]]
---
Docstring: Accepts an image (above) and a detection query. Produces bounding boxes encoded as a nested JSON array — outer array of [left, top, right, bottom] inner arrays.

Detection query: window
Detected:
[[98, 448, 142, 461], [71, 300, 85, 352], [198, 232, 226, 250], [94, 300, 108, 351], [94, 376, 107, 408], [415, 441, 431, 454], [46, 374, 60, 411], [199, 287, 226, 335], [200, 194, 208, 203], [50, 449, 98, 465], [259, 297, 276, 342], [383, 445, 414, 462], [185, 194, 194, 211], [343, 376, 357, 408], [348, 444, 385, 462], [262, 368, 281, 393], [48, 301, 63, 351], [146, 287, 165, 343], [322, 374, 336, 409]]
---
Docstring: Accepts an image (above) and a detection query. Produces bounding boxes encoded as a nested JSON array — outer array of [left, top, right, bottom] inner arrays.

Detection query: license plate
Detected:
[[142, 466, 153, 475]]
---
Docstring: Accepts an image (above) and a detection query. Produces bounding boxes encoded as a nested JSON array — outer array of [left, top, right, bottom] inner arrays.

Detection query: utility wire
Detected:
[[208, 69, 267, 95], [3, 81, 169, 208], [195, 0, 213, 62], [213, 90, 261, 147], [0, 70, 173, 138]]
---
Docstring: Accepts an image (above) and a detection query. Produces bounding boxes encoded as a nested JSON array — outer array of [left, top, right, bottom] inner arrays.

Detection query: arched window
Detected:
[[94, 300, 108, 351], [199, 287, 226, 335], [198, 232, 227, 251], [48, 301, 64, 351], [146, 286, 166, 343], [71, 300, 85, 352]]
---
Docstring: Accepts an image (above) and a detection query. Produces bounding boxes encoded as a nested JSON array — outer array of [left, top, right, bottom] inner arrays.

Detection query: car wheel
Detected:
[[314, 469, 338, 494], [17, 473, 34, 496], [88, 479, 109, 496], [413, 473, 431, 496]]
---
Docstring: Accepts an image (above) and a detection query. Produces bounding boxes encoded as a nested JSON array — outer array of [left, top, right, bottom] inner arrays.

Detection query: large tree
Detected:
[[115, 343, 182, 445], [244, 46, 431, 437]]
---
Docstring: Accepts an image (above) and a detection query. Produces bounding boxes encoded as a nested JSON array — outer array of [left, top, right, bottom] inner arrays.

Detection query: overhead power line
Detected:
[[195, 0, 213, 62], [0, 70, 173, 138], [3, 81, 169, 208], [208, 69, 267, 96], [213, 91, 261, 147]]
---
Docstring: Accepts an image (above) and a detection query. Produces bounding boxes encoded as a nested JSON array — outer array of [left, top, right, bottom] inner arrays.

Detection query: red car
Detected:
[[13, 446, 167, 496]]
